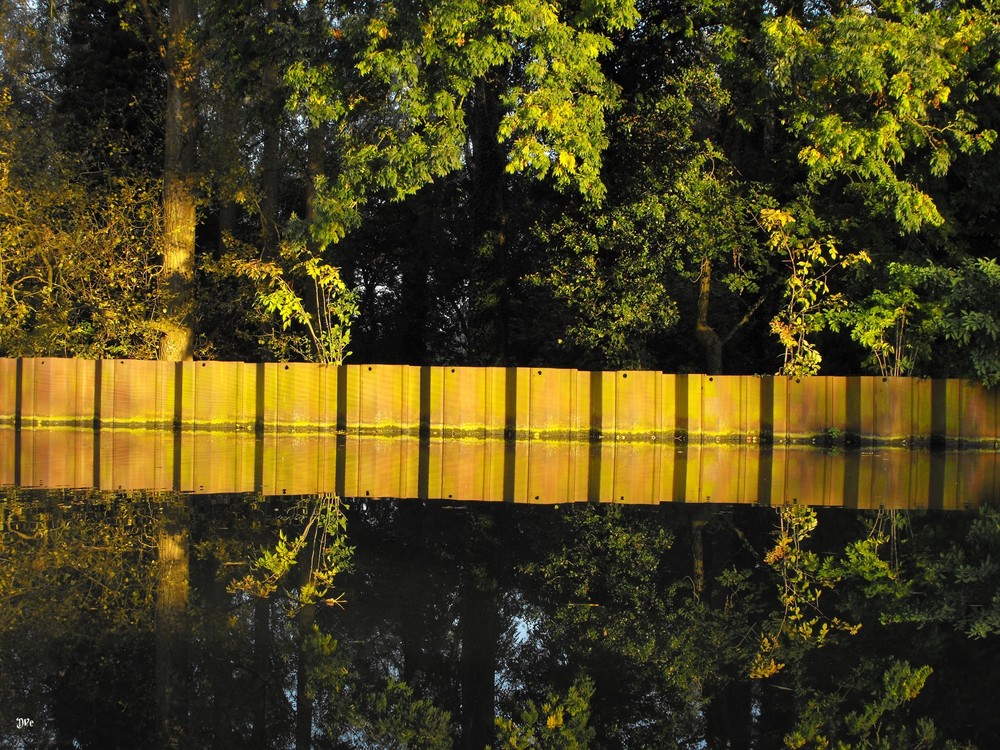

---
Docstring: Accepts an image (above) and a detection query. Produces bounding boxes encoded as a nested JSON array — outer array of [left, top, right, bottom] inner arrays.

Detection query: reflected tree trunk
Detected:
[[400, 504, 429, 689], [692, 506, 709, 600], [699, 509, 754, 750], [295, 600, 316, 750], [706, 680, 754, 750], [295, 538, 316, 750], [156, 501, 190, 748], [251, 598, 271, 749], [459, 571, 500, 750]]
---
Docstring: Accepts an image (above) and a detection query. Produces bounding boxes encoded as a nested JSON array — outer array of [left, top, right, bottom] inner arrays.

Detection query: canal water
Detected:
[[1, 431, 999, 748]]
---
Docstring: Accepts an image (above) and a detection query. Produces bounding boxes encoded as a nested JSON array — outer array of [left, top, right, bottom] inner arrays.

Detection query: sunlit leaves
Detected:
[[766, 5, 997, 233], [764, 209, 870, 376], [209, 239, 359, 364], [834, 259, 1000, 385], [228, 495, 353, 615], [287, 0, 637, 252], [782, 661, 935, 750]]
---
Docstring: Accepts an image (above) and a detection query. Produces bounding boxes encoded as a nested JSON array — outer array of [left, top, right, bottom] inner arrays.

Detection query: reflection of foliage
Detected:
[[515, 505, 754, 747], [3, 491, 999, 747], [0, 491, 158, 635], [783, 660, 936, 750], [891, 506, 1000, 639], [495, 676, 595, 749], [749, 507, 986, 749], [0, 491, 161, 746], [752, 505, 863, 679], [306, 626, 454, 747], [228, 494, 353, 614]]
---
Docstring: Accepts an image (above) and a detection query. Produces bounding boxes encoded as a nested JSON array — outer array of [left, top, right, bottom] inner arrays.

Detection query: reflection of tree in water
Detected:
[[0, 490, 160, 747], [2, 491, 1000, 748], [228, 493, 353, 614]]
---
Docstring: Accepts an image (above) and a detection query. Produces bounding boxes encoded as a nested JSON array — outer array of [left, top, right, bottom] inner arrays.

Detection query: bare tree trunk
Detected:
[[159, 0, 199, 361]]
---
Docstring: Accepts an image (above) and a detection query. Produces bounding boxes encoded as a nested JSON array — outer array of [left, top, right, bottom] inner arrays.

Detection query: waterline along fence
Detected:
[[2, 358, 999, 447]]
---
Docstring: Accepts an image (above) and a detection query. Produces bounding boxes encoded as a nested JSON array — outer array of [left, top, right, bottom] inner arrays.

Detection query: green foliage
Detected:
[[532, 66, 767, 368], [836, 259, 1000, 385], [766, 3, 997, 233], [749, 508, 983, 748], [934, 258, 1000, 387], [306, 626, 455, 748], [515, 505, 756, 746], [830, 265, 928, 377], [0, 491, 159, 636], [783, 660, 936, 750], [890, 506, 1000, 639], [752, 505, 863, 678], [286, 0, 638, 256]]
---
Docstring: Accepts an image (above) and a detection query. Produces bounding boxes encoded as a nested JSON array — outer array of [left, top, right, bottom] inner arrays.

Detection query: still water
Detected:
[[1, 431, 999, 748]]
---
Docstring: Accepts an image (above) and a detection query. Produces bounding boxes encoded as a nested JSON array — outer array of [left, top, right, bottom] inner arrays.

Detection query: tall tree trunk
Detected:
[[216, 79, 240, 258], [695, 256, 723, 375], [467, 74, 510, 364], [306, 125, 324, 232], [260, 0, 281, 257], [159, 0, 199, 361]]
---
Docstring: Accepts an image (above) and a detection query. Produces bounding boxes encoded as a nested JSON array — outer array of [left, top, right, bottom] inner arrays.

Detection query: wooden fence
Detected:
[[1, 357, 998, 446], [1, 428, 993, 509]]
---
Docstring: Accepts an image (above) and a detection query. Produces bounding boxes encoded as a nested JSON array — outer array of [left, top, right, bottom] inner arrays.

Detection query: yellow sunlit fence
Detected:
[[1, 358, 998, 446]]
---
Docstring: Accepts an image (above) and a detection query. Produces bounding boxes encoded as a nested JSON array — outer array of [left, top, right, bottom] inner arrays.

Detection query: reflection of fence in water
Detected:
[[1, 427, 994, 509], [4, 358, 1000, 446]]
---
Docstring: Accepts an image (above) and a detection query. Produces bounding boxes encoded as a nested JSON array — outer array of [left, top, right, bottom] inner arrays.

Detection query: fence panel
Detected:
[[2, 358, 999, 445]]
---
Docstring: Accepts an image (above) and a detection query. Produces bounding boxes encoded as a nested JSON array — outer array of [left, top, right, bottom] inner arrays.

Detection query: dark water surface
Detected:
[[2, 438, 999, 748]]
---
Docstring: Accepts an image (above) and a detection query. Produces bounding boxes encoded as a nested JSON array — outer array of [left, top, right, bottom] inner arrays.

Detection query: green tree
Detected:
[[765, 0, 997, 234]]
